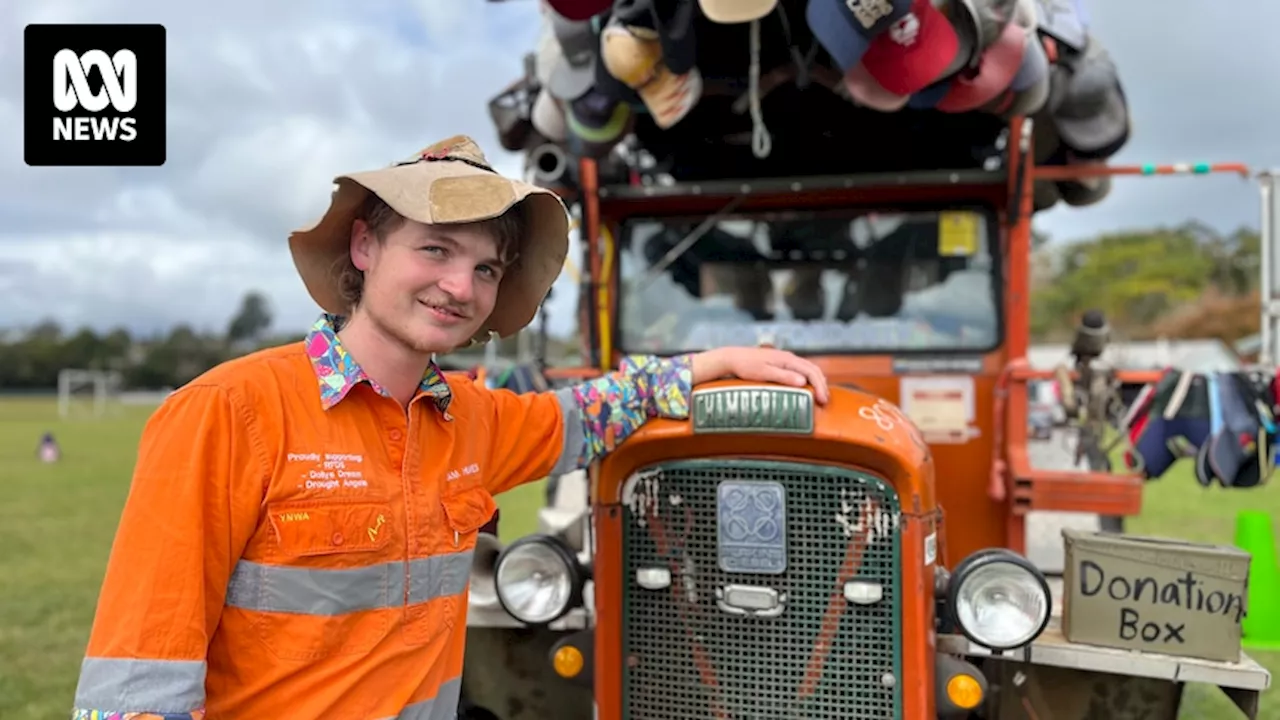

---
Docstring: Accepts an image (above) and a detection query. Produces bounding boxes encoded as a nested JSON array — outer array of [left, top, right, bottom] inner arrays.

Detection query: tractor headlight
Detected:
[[948, 549, 1051, 650], [495, 535, 584, 625]]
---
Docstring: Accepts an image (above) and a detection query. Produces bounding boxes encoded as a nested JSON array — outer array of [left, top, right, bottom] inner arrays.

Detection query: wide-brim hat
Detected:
[[288, 135, 570, 345]]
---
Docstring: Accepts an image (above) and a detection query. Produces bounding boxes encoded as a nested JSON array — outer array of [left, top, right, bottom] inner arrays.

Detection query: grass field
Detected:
[[0, 397, 1275, 719]]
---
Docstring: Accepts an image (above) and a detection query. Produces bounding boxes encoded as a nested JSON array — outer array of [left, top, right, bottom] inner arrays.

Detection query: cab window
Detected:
[[616, 208, 1001, 355]]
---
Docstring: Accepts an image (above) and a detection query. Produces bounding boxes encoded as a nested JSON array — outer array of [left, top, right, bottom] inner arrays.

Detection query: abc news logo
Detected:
[[24, 24, 166, 167], [53, 48, 140, 142]]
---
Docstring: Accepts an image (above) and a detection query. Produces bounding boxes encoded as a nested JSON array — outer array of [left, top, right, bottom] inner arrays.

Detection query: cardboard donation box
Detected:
[[1061, 530, 1251, 663]]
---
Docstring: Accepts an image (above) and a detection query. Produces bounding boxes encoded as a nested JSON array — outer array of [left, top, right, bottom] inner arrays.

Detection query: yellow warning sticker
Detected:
[[938, 211, 979, 257]]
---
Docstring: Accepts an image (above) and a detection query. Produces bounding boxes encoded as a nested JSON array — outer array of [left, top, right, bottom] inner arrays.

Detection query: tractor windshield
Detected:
[[617, 207, 1001, 355]]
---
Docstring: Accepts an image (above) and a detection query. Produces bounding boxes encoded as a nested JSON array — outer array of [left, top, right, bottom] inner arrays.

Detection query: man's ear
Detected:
[[350, 219, 373, 271]]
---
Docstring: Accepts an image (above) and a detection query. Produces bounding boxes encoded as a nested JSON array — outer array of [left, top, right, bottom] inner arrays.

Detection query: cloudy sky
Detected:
[[1, 0, 1277, 340]]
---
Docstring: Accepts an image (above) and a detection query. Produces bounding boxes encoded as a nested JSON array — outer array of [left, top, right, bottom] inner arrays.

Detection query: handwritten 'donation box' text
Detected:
[[1061, 529, 1252, 663]]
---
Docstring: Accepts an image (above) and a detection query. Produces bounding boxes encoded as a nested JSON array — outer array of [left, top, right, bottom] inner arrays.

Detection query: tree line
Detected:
[[1030, 221, 1260, 344], [0, 222, 1264, 391], [0, 292, 294, 391]]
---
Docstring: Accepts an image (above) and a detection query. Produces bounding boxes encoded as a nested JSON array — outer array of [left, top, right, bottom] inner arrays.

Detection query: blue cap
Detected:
[[806, 0, 913, 72], [908, 79, 953, 109]]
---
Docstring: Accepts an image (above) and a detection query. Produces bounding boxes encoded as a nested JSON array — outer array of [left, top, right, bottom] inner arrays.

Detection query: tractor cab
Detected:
[[616, 208, 998, 359], [460, 1, 1271, 718]]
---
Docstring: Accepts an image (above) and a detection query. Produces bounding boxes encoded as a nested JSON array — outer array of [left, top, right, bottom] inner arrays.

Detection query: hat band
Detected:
[[394, 151, 497, 174]]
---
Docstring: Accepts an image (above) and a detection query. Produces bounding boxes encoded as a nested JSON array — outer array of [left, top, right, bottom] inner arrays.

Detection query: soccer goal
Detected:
[[57, 368, 122, 418]]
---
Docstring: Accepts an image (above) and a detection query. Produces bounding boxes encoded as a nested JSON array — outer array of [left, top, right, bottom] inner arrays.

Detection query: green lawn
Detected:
[[0, 397, 1274, 719], [1124, 458, 1280, 719]]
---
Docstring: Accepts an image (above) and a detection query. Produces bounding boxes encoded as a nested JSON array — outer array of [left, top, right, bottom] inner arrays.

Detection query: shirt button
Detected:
[[389, 429, 404, 441], [332, 532, 345, 546]]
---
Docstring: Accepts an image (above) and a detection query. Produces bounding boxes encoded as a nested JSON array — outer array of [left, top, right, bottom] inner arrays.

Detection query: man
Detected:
[[72, 135, 828, 720]]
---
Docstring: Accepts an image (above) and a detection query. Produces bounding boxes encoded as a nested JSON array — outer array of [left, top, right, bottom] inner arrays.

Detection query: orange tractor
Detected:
[[459, 136, 1270, 719], [460, 3, 1271, 718]]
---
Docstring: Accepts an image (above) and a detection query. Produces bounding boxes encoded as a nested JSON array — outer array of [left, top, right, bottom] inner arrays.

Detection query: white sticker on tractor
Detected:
[[924, 531, 937, 566], [621, 469, 662, 527], [898, 376, 980, 444]]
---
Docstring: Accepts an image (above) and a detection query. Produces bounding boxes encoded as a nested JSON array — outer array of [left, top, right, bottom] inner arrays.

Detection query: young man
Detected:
[[72, 135, 829, 720]]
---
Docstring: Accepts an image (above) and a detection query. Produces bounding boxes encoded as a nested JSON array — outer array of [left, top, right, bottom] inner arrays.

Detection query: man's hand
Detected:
[[690, 347, 830, 405]]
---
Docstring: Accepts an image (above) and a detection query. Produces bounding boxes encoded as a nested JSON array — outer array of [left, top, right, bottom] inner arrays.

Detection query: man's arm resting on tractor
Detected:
[[482, 352, 695, 495], [572, 353, 698, 466], [71, 384, 268, 719]]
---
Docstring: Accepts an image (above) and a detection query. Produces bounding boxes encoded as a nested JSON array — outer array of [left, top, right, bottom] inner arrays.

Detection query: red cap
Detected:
[[860, 0, 960, 96], [545, 0, 612, 21], [935, 21, 1027, 113]]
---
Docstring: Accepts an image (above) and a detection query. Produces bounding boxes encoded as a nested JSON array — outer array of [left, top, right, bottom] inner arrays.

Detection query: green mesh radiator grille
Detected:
[[620, 459, 903, 720]]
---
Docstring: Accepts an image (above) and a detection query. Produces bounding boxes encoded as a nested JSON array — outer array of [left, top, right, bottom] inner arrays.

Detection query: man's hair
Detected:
[[335, 192, 527, 312]]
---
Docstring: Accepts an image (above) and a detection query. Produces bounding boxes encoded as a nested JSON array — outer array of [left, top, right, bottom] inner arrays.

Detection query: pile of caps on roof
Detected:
[[487, 0, 1128, 211], [1121, 369, 1277, 489]]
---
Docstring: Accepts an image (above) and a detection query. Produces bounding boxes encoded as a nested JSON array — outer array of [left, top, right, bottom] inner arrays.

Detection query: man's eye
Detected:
[[477, 265, 498, 279], [422, 245, 445, 256]]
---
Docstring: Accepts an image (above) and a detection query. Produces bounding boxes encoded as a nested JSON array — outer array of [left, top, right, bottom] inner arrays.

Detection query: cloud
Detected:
[[1031, 1, 1280, 243], [0, 0, 565, 338], [2, 0, 1279, 344], [1, 230, 303, 335]]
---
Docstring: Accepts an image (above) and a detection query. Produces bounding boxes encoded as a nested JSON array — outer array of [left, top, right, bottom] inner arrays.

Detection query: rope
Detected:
[[748, 19, 772, 159]]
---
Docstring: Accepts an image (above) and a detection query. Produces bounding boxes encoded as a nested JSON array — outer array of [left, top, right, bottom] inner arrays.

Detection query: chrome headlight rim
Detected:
[[494, 534, 585, 626], [946, 548, 1052, 651]]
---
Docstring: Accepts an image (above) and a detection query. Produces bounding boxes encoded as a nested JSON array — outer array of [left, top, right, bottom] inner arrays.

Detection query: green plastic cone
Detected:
[[1235, 510, 1280, 652]]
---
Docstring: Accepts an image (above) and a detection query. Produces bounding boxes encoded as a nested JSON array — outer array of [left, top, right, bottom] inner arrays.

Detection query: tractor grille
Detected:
[[620, 459, 902, 720]]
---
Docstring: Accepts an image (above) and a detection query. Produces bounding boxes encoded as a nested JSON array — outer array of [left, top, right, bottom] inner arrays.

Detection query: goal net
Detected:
[[57, 368, 123, 418]]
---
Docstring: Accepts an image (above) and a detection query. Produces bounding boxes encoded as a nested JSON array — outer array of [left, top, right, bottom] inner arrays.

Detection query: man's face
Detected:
[[350, 217, 504, 355]]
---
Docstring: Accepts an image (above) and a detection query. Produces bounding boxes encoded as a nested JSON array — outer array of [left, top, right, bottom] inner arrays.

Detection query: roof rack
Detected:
[[596, 167, 1006, 200]]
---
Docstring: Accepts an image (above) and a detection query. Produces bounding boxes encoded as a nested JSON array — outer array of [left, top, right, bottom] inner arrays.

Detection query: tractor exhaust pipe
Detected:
[[469, 532, 505, 609], [529, 143, 568, 187]]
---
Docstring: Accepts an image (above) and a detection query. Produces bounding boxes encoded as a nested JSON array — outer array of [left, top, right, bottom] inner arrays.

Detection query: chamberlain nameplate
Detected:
[[691, 386, 815, 434]]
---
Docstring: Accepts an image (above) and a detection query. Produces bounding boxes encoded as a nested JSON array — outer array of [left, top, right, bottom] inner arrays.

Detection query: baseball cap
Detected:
[[1053, 36, 1130, 159], [545, 10, 598, 101], [599, 20, 703, 128], [907, 79, 953, 109], [531, 89, 568, 142], [968, 0, 1018, 49], [613, 0, 698, 75], [544, 0, 612, 21], [1056, 82, 1129, 160], [977, 66, 1050, 118], [1057, 172, 1112, 207], [1008, 0, 1048, 91], [861, 0, 961, 96], [934, 17, 1026, 112], [1009, 31, 1047, 92], [698, 0, 778, 23], [806, 0, 913, 73], [566, 88, 635, 158], [842, 63, 909, 112], [1034, 0, 1087, 51], [533, 25, 559, 88]]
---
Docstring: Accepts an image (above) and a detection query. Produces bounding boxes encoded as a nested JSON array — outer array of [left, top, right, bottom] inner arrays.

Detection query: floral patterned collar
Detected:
[[303, 314, 453, 414]]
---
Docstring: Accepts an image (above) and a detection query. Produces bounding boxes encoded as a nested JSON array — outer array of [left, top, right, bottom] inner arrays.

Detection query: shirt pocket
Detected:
[[241, 500, 397, 662], [400, 484, 497, 647], [441, 483, 499, 554]]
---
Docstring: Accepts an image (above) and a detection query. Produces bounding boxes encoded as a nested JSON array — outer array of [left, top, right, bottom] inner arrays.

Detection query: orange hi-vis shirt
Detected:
[[73, 314, 693, 720]]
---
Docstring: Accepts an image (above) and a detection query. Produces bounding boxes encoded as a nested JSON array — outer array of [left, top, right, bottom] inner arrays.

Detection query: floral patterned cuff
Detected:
[[72, 709, 205, 719], [572, 353, 694, 465]]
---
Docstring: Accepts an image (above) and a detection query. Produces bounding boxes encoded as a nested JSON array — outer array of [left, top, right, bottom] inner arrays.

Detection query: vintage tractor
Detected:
[[460, 3, 1271, 718], [458, 134, 1271, 719]]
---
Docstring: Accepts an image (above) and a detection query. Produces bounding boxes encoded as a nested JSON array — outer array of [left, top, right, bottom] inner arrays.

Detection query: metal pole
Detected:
[[1261, 172, 1275, 366]]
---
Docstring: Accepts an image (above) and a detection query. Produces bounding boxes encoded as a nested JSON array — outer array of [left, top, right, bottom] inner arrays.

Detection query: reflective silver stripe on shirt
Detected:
[[551, 386, 585, 476], [224, 551, 472, 615], [381, 676, 462, 720], [76, 663, 462, 719], [74, 656, 206, 713]]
